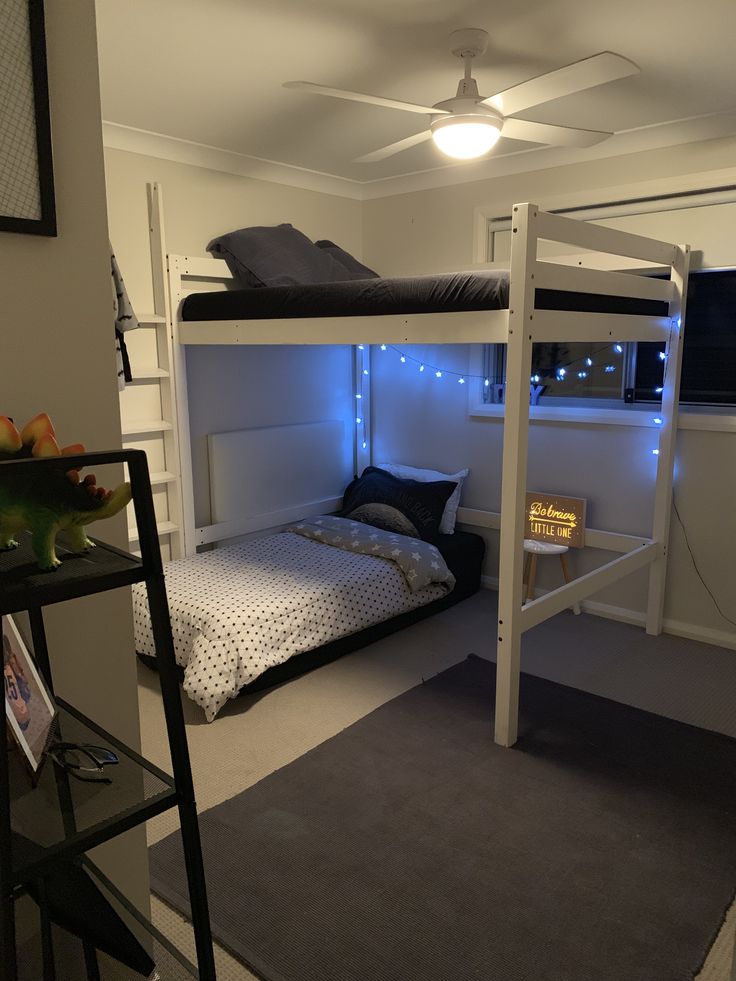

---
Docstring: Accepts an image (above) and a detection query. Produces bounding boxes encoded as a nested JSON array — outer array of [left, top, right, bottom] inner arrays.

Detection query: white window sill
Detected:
[[469, 403, 736, 432]]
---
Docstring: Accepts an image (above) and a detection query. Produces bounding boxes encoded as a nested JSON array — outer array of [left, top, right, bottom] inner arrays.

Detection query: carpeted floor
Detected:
[[148, 654, 736, 981], [138, 590, 736, 980]]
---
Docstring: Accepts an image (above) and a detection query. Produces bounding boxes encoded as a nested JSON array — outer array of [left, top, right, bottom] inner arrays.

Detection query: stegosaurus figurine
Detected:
[[0, 413, 132, 571]]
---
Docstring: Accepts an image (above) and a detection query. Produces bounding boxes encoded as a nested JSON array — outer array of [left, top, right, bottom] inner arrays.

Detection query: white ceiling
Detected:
[[95, 0, 736, 197]]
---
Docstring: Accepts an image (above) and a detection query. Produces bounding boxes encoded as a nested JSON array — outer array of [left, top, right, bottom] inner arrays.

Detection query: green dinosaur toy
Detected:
[[0, 414, 132, 571]]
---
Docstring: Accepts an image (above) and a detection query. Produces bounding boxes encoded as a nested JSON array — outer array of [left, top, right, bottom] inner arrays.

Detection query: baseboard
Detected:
[[479, 577, 736, 651]]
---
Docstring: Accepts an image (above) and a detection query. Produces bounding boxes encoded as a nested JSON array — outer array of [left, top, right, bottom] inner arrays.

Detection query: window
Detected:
[[486, 341, 629, 403], [636, 270, 736, 405], [479, 185, 736, 410], [483, 270, 736, 410]]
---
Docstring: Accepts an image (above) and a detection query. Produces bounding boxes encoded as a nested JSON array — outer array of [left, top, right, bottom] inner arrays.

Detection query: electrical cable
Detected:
[[672, 494, 736, 629]]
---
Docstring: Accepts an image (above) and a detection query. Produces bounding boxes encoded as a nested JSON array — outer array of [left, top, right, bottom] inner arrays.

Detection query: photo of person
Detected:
[[3, 615, 56, 773]]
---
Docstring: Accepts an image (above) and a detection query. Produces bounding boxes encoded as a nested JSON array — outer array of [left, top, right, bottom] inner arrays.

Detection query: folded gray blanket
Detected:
[[290, 515, 455, 593]]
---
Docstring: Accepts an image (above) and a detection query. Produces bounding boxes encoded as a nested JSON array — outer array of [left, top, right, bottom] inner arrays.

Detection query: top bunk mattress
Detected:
[[181, 271, 510, 321], [181, 270, 668, 322]]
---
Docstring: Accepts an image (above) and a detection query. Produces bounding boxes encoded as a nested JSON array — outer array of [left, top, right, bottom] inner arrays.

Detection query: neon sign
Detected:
[[525, 492, 587, 549]]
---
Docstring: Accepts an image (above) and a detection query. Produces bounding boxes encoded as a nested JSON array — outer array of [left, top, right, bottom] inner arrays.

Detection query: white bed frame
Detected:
[[145, 184, 689, 748]]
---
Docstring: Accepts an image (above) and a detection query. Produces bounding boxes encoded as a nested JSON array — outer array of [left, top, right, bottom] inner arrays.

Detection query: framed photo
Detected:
[[0, 0, 56, 236], [3, 615, 57, 776]]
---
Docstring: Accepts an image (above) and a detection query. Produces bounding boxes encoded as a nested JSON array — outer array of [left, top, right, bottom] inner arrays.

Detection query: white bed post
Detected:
[[494, 203, 538, 748], [646, 244, 690, 635], [352, 344, 371, 475]]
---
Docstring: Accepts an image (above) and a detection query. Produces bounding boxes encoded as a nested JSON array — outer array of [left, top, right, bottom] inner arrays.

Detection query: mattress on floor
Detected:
[[181, 270, 667, 322], [133, 528, 467, 721]]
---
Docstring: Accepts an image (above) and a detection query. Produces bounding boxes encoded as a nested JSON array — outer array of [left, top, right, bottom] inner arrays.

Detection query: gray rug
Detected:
[[149, 655, 736, 981]]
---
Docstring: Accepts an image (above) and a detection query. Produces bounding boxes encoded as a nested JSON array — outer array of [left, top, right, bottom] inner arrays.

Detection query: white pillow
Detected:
[[376, 462, 468, 534]]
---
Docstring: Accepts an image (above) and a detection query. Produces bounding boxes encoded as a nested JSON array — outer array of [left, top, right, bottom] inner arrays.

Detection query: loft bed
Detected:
[[143, 185, 689, 747]]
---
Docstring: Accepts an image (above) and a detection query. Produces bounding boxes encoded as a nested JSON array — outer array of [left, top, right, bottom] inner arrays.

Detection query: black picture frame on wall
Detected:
[[0, 0, 56, 236]]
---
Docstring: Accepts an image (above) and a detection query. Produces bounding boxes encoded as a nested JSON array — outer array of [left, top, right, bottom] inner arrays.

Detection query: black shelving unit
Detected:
[[0, 450, 216, 980]]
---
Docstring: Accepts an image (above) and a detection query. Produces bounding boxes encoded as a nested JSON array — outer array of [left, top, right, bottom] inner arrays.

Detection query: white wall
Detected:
[[100, 133, 736, 650], [363, 136, 736, 649], [103, 150, 363, 528], [0, 0, 149, 916]]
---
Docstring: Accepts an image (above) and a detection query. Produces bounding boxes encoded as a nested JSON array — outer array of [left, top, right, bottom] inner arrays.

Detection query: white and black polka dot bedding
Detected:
[[132, 528, 450, 721]]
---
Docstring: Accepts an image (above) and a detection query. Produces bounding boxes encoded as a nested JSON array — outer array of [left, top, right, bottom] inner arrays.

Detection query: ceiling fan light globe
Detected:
[[430, 116, 502, 159]]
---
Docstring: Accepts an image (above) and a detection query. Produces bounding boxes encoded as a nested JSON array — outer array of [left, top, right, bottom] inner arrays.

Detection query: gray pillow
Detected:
[[314, 240, 379, 279], [207, 224, 357, 287]]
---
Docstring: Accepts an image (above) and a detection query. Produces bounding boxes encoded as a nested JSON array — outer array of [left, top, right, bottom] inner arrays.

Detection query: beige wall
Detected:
[[100, 134, 736, 651], [363, 136, 736, 648], [103, 150, 363, 527], [362, 136, 736, 274], [103, 149, 363, 312], [0, 0, 148, 913]]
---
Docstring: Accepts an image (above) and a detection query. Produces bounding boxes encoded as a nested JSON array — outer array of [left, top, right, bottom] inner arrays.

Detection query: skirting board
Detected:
[[479, 576, 736, 652]]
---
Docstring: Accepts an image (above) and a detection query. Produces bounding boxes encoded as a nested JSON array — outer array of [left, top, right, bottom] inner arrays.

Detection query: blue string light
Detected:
[[366, 339, 673, 459], [370, 340, 669, 402]]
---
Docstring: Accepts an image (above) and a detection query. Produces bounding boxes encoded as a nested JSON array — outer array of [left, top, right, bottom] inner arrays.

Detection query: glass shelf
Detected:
[[10, 700, 177, 885], [0, 532, 145, 616]]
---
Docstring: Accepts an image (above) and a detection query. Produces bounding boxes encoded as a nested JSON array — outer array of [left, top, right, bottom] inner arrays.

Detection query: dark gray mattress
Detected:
[[182, 271, 510, 320], [181, 270, 667, 321]]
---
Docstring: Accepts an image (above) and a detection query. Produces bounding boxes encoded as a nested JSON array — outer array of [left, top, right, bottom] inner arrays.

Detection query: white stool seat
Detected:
[[523, 539, 569, 555]]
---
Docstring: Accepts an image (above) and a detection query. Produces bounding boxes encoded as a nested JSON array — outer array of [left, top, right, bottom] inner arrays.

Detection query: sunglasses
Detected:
[[48, 742, 120, 783]]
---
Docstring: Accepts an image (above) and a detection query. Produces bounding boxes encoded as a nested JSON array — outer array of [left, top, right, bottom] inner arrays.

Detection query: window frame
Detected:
[[469, 180, 736, 427]]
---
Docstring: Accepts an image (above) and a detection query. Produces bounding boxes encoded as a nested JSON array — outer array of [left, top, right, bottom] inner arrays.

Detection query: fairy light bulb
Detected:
[[653, 417, 663, 425], [435, 370, 442, 378], [419, 364, 425, 372], [400, 356, 406, 363], [614, 344, 623, 354], [356, 416, 362, 424], [380, 344, 387, 351], [585, 358, 593, 367], [658, 351, 666, 361], [484, 378, 490, 387], [458, 377, 465, 384]]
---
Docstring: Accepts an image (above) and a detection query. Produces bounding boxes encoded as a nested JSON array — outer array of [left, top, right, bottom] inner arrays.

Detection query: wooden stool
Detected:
[[523, 539, 581, 614]]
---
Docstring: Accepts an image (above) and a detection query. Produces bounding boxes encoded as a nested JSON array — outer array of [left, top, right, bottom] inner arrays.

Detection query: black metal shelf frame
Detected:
[[0, 450, 217, 980]]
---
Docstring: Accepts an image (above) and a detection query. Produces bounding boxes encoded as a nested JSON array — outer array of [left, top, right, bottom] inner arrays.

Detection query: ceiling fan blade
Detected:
[[283, 81, 445, 116], [501, 117, 612, 148], [353, 130, 433, 164], [483, 51, 639, 117]]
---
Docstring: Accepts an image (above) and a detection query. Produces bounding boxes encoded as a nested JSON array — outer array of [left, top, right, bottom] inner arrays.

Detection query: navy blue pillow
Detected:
[[206, 224, 355, 287], [341, 467, 456, 542], [314, 240, 379, 280]]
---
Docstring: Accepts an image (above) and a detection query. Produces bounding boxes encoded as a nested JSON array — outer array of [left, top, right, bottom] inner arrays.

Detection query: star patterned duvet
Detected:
[[132, 518, 455, 721]]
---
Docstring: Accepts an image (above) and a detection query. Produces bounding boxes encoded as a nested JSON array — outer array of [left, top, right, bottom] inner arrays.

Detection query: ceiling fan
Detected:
[[284, 29, 639, 162]]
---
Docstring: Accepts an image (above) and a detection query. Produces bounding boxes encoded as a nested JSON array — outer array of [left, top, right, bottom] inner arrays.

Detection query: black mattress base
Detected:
[[138, 529, 486, 700]]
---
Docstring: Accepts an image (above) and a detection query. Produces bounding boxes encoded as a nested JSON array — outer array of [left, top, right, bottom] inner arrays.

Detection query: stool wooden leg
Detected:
[[527, 554, 538, 602], [523, 552, 532, 603], [559, 553, 581, 615]]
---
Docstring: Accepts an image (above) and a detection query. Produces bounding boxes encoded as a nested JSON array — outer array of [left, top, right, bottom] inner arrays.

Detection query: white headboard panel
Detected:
[[203, 420, 349, 544]]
